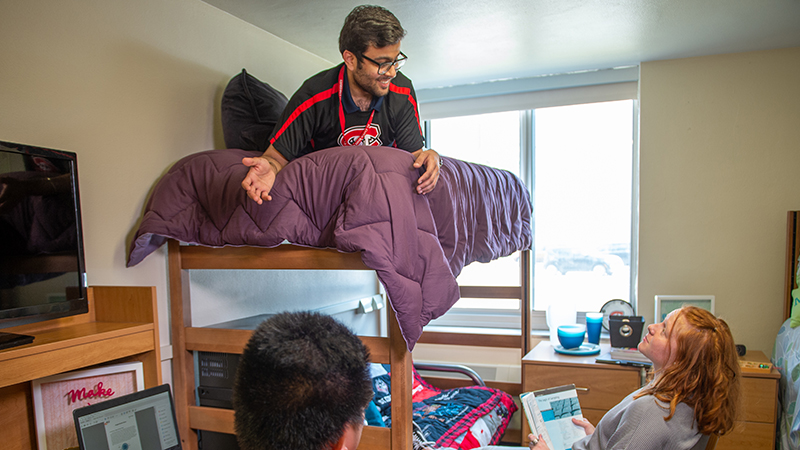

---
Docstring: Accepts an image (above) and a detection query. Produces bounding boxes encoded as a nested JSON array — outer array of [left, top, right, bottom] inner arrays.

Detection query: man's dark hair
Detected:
[[339, 5, 407, 55], [233, 311, 373, 450]]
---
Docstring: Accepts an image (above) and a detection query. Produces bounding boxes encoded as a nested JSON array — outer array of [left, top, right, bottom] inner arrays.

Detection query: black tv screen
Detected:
[[0, 140, 88, 329]]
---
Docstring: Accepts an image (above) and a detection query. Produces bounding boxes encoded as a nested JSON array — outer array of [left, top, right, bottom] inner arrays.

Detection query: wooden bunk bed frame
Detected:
[[168, 239, 531, 450], [168, 239, 412, 450], [167, 238, 532, 450]]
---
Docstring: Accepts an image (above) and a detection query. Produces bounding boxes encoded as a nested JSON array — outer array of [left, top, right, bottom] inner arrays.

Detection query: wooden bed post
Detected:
[[521, 249, 532, 355], [389, 307, 413, 450], [168, 240, 198, 450], [164, 242, 419, 450], [785, 211, 799, 321]]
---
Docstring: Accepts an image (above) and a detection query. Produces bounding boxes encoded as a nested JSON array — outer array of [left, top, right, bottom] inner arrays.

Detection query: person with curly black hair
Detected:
[[233, 311, 374, 450]]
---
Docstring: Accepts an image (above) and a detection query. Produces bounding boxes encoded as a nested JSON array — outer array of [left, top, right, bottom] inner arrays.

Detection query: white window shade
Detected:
[[417, 66, 638, 120]]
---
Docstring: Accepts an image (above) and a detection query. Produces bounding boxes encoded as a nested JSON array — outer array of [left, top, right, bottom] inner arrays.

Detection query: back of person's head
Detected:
[[643, 306, 741, 436], [233, 311, 373, 450], [339, 5, 407, 55]]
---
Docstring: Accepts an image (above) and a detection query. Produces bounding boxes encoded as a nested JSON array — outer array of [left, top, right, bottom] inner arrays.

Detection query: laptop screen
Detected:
[[73, 384, 182, 450]]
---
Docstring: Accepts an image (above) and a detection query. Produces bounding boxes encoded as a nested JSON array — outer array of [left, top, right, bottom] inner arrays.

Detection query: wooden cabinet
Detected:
[[0, 286, 161, 450], [521, 342, 779, 450], [716, 351, 779, 450]]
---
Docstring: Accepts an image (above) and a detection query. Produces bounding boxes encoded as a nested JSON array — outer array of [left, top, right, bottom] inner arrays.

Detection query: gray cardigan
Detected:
[[572, 388, 702, 450]]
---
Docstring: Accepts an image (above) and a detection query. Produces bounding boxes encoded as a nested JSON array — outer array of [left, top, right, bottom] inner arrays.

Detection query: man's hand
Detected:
[[411, 148, 441, 195], [241, 156, 276, 204], [241, 146, 288, 204]]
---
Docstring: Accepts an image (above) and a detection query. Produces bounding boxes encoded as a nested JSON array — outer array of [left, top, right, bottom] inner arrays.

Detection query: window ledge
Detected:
[[423, 325, 521, 336], [423, 325, 611, 341]]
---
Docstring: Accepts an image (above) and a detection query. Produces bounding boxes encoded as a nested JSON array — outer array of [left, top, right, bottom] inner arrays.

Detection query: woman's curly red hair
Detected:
[[635, 306, 741, 436]]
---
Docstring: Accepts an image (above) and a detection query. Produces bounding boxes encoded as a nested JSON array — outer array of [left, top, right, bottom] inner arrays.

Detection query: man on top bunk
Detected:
[[240, 5, 443, 204]]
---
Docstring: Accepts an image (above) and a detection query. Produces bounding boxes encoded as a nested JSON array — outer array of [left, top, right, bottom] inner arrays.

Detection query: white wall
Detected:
[[0, 0, 354, 380], [639, 47, 800, 353]]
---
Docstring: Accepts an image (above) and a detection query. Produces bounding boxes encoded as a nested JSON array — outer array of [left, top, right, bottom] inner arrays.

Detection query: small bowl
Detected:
[[557, 324, 586, 349]]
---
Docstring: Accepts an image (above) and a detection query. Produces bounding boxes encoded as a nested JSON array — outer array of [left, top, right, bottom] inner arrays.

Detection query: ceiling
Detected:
[[203, 0, 800, 90]]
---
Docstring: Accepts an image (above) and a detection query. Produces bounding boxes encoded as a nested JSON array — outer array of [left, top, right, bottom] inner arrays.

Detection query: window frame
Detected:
[[418, 68, 640, 334]]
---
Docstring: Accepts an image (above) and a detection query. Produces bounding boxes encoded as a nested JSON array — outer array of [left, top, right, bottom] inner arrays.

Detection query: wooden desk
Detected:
[[521, 342, 778, 450], [0, 286, 161, 449]]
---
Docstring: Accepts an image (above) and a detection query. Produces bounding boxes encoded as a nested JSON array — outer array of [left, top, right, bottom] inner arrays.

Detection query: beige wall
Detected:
[[0, 0, 331, 378], [639, 47, 800, 353]]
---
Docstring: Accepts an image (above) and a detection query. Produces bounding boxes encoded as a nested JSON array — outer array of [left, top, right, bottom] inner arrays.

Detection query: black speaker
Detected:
[[609, 316, 644, 348]]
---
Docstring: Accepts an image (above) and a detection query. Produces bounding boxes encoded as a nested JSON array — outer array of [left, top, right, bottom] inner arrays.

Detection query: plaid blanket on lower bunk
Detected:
[[370, 364, 517, 449]]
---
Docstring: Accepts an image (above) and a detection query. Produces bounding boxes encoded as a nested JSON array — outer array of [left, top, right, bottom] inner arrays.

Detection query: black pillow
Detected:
[[221, 68, 289, 152]]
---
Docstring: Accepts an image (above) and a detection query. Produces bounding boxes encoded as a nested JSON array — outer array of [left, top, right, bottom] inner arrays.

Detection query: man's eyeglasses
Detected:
[[360, 52, 407, 75]]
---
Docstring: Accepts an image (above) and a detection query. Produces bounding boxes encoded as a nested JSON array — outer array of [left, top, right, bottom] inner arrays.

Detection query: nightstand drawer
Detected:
[[523, 363, 639, 411], [740, 376, 777, 423], [716, 420, 775, 450]]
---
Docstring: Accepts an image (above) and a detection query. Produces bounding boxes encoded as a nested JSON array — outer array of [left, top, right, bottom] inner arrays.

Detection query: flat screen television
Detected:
[[0, 140, 88, 348]]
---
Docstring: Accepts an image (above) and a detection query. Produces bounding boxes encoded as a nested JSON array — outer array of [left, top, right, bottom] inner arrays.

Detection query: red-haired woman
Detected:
[[531, 306, 741, 450]]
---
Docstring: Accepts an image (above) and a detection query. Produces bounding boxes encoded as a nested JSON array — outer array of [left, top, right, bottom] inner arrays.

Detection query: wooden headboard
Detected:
[[784, 211, 799, 320]]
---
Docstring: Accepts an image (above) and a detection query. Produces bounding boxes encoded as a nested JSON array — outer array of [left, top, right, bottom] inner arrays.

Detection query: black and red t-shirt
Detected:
[[268, 64, 425, 161]]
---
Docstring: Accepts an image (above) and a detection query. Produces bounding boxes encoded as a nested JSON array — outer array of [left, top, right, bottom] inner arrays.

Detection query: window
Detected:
[[427, 112, 523, 328], [421, 75, 637, 332], [533, 100, 634, 316]]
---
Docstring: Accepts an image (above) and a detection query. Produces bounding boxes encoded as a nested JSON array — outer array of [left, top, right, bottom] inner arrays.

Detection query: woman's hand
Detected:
[[572, 417, 596, 435], [529, 418, 593, 450], [529, 434, 550, 449]]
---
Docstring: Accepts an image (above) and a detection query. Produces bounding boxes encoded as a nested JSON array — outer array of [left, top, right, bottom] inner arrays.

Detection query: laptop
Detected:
[[72, 384, 182, 450]]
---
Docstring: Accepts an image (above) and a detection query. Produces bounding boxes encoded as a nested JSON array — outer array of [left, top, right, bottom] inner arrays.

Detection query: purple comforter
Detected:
[[127, 146, 531, 350]]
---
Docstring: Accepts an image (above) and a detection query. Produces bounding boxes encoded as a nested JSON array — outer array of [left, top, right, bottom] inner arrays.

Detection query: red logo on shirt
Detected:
[[339, 124, 382, 146]]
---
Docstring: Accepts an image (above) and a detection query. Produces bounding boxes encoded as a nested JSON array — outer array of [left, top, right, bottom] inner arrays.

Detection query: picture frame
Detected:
[[32, 361, 144, 450], [654, 295, 715, 323]]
